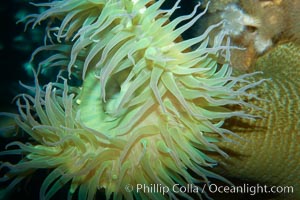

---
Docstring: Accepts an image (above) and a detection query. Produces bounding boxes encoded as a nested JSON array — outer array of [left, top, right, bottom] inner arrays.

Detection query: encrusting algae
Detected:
[[211, 42, 300, 200]]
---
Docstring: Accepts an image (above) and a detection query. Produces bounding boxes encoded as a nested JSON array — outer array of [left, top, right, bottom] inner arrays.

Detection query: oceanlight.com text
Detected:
[[124, 183, 294, 196]]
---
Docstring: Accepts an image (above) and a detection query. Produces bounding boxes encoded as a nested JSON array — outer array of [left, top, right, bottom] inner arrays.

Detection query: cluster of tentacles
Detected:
[[0, 0, 262, 199]]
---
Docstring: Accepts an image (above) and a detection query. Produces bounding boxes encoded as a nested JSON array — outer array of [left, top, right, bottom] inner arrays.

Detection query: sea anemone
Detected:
[[0, 0, 261, 199]]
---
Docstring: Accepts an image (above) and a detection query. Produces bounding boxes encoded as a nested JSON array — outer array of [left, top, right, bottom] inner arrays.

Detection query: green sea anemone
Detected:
[[0, 0, 262, 199]]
